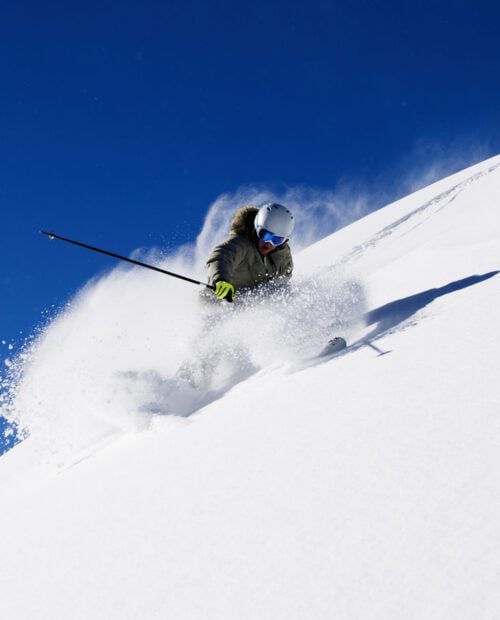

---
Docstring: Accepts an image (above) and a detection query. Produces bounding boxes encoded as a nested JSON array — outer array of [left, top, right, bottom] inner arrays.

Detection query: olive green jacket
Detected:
[[206, 206, 294, 290]]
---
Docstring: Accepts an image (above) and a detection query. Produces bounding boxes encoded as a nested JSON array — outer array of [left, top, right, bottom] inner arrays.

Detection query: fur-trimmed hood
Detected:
[[229, 205, 259, 239]]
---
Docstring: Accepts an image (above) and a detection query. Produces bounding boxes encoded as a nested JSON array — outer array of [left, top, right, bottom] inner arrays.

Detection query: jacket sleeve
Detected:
[[205, 236, 249, 286], [276, 245, 293, 280], [283, 249, 293, 278]]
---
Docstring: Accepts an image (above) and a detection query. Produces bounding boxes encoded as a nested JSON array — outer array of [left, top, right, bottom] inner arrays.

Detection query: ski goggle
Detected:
[[257, 228, 287, 247]]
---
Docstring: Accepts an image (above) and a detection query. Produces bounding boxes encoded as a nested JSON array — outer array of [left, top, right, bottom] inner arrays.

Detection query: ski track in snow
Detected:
[[337, 160, 500, 267]]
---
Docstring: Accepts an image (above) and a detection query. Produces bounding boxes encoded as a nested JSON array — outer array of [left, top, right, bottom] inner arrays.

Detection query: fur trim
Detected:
[[230, 205, 259, 238]]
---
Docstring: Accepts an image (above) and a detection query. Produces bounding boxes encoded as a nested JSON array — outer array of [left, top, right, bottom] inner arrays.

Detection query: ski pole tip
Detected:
[[38, 230, 56, 240], [40, 230, 56, 240]]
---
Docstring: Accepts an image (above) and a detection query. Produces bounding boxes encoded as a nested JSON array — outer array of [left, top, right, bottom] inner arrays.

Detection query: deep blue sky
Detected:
[[1, 1, 499, 450]]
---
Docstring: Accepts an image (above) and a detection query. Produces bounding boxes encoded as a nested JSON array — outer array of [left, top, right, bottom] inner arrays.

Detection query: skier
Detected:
[[206, 203, 295, 302]]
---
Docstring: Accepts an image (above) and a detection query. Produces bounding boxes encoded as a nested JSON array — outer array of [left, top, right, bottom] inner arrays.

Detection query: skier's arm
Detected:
[[274, 245, 293, 281], [205, 236, 248, 286], [283, 252, 293, 279], [274, 255, 293, 290]]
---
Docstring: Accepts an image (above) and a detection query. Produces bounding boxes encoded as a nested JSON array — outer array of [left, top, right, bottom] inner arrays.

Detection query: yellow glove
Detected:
[[214, 281, 235, 302]]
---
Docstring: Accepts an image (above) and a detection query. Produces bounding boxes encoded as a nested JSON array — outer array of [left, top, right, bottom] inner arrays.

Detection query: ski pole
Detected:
[[40, 231, 214, 290]]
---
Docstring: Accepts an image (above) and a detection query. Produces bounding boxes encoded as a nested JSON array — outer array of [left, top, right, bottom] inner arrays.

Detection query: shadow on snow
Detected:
[[357, 271, 499, 357]]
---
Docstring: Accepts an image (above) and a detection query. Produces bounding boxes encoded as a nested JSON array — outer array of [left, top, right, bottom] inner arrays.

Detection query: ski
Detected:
[[316, 337, 347, 358]]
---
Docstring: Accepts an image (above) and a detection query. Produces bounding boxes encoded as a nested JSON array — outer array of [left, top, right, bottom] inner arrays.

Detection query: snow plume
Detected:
[[1, 213, 366, 464], [192, 183, 370, 266]]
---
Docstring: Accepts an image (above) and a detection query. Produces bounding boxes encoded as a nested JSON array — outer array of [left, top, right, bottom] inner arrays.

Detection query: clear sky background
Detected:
[[1, 0, 499, 451]]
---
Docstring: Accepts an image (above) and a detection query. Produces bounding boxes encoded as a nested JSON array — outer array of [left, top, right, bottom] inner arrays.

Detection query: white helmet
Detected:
[[254, 203, 294, 246]]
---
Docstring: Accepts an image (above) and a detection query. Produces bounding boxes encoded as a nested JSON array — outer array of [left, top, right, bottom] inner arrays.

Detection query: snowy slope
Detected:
[[1, 156, 499, 619]]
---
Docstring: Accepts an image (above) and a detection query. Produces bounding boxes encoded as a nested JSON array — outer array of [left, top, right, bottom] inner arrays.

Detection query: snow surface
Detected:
[[1, 156, 500, 619]]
